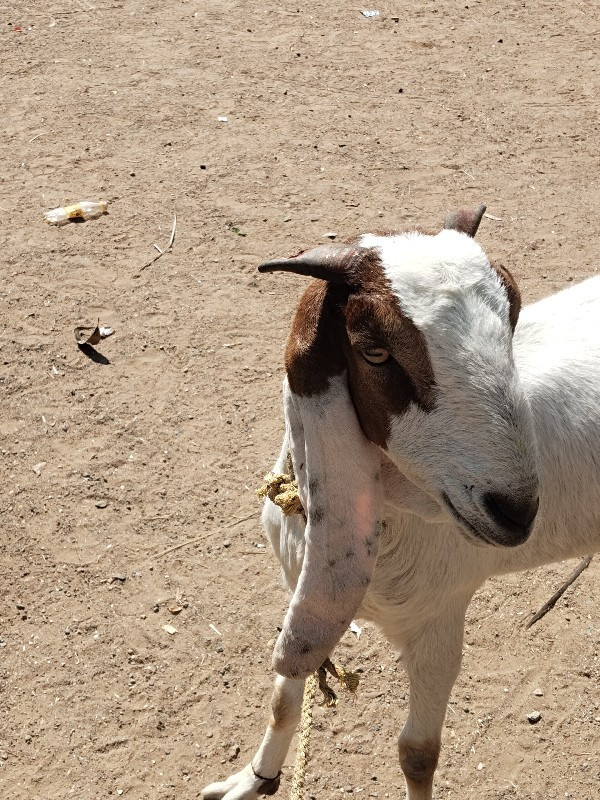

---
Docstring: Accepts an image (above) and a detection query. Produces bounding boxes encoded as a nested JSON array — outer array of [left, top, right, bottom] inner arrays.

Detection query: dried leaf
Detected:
[[75, 319, 115, 346]]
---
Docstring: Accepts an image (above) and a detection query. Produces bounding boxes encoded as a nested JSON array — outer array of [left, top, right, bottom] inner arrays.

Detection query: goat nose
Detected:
[[483, 492, 539, 545]]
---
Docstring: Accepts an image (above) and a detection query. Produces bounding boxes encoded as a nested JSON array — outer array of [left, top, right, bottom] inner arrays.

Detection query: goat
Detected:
[[201, 205, 600, 800]]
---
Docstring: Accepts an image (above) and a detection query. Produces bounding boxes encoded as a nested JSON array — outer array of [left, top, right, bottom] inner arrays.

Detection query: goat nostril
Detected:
[[483, 492, 539, 533]]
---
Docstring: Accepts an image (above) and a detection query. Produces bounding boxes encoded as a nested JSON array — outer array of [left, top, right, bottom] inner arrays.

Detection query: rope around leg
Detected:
[[289, 675, 317, 800]]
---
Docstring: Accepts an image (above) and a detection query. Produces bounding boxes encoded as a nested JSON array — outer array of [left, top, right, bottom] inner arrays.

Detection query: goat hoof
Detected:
[[202, 763, 279, 800]]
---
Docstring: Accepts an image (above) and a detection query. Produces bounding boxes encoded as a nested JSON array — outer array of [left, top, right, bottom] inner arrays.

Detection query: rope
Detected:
[[289, 675, 317, 800], [289, 661, 360, 800]]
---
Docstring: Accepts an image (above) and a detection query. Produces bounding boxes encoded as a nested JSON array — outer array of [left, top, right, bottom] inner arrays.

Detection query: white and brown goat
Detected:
[[202, 205, 600, 800]]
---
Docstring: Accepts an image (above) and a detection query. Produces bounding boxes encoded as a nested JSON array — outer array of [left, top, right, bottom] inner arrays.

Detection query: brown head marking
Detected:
[[491, 261, 521, 330], [263, 244, 436, 449]]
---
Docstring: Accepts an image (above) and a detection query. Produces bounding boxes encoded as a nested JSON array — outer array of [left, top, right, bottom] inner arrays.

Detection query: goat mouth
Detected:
[[441, 492, 496, 547]]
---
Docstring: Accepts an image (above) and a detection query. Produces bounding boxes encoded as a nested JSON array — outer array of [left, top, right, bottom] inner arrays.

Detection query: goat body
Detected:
[[202, 207, 600, 800]]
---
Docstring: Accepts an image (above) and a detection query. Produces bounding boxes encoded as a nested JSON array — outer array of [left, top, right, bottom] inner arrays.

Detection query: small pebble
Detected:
[[527, 711, 542, 724], [324, 231, 337, 240], [95, 500, 108, 509], [533, 688, 544, 696], [223, 539, 231, 548]]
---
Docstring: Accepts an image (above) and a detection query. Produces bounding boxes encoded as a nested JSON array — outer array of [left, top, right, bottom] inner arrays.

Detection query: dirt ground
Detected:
[[1, 2, 599, 798]]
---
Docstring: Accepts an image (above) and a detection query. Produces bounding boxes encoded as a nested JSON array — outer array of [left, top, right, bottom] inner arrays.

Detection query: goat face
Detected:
[[357, 228, 538, 548], [259, 205, 539, 678]]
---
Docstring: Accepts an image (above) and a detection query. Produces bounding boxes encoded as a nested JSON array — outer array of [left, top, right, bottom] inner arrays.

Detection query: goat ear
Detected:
[[258, 244, 364, 285], [443, 203, 487, 237], [272, 378, 383, 680], [492, 261, 522, 330]]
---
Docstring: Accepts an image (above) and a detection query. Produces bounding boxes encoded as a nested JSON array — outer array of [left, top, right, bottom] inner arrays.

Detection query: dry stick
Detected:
[[134, 211, 177, 276], [154, 531, 214, 559], [153, 513, 258, 558], [26, 5, 123, 14], [526, 555, 593, 629], [226, 511, 257, 527], [51, 5, 124, 14]]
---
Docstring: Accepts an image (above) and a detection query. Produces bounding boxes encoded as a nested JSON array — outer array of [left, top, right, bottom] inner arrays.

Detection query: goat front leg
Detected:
[[389, 607, 467, 800], [202, 675, 305, 800]]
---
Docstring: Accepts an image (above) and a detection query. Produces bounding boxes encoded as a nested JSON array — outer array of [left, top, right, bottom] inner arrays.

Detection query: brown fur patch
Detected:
[[398, 738, 440, 786], [285, 248, 436, 446], [491, 261, 521, 330], [269, 682, 301, 730], [344, 290, 436, 447], [284, 280, 348, 396]]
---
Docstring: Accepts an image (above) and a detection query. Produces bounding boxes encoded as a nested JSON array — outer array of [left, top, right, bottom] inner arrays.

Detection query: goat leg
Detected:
[[387, 607, 467, 800], [202, 675, 305, 800]]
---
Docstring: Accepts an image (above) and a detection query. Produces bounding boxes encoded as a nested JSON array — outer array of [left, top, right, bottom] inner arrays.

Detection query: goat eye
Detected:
[[363, 347, 390, 365]]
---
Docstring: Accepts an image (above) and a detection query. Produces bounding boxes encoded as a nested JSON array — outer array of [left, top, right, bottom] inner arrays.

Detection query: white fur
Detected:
[[202, 233, 600, 800]]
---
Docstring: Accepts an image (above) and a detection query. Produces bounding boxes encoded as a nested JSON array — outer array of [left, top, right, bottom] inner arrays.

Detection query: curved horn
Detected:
[[258, 244, 365, 284], [443, 203, 487, 237]]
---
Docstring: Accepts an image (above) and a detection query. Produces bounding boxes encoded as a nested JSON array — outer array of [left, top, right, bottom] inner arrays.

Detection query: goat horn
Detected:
[[443, 204, 487, 238], [258, 244, 364, 284]]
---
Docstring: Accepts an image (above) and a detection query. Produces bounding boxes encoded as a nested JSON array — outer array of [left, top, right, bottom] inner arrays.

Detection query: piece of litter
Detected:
[[217, 116, 229, 123], [162, 624, 178, 635], [227, 223, 247, 237], [349, 620, 362, 639], [361, 9, 380, 17], [75, 319, 115, 346], [32, 461, 47, 477], [209, 623, 222, 636], [44, 200, 108, 226]]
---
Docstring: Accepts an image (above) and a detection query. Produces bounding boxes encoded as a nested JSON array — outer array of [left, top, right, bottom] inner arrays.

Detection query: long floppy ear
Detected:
[[265, 267, 383, 679], [443, 203, 487, 237], [273, 377, 383, 679]]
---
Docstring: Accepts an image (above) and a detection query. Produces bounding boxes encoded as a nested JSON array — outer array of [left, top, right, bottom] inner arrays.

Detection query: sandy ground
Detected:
[[1, 2, 599, 798]]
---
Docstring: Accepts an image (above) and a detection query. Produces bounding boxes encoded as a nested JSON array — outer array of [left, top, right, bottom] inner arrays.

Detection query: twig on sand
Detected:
[[52, 5, 123, 14], [154, 530, 212, 559], [153, 512, 258, 558], [134, 211, 177, 276], [526, 555, 593, 629], [226, 512, 257, 528], [28, 5, 123, 14]]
